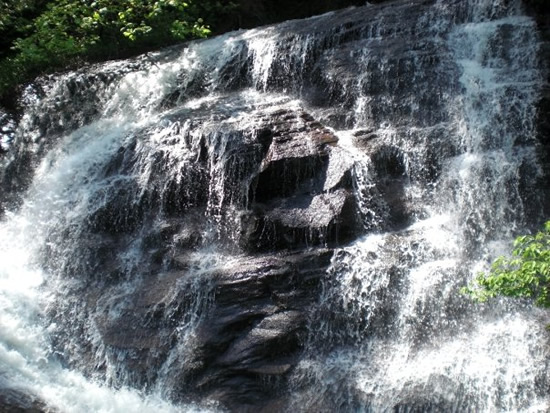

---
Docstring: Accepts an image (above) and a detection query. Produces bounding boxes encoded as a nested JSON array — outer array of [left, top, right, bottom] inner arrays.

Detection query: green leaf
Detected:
[[462, 221, 550, 308]]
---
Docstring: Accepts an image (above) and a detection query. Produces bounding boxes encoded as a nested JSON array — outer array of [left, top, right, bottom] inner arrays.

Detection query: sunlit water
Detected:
[[0, 0, 549, 411], [289, 2, 550, 412]]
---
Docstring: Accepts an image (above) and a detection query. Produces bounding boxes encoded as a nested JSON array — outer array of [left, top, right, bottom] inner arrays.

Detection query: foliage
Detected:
[[0, 1, 48, 56], [0, 0, 371, 104], [0, 1, 45, 32], [462, 221, 550, 307], [0, 0, 215, 102]]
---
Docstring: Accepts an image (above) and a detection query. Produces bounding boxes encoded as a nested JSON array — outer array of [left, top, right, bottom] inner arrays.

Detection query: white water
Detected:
[[0, 210, 214, 412], [0, 41, 301, 410], [0, 0, 548, 411], [0, 93, 225, 410], [0, 35, 241, 412], [290, 2, 550, 412]]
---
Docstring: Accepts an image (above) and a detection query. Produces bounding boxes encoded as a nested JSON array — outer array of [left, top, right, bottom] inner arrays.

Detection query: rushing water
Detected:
[[290, 2, 550, 411], [0, 0, 549, 411]]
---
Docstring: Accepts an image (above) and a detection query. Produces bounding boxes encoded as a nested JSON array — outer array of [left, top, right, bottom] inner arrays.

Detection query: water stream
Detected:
[[0, 0, 548, 411]]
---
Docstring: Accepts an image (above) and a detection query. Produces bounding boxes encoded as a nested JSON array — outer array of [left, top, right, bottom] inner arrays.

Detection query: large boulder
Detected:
[[88, 250, 333, 409], [39, 98, 360, 411], [244, 108, 360, 250], [0, 389, 48, 413]]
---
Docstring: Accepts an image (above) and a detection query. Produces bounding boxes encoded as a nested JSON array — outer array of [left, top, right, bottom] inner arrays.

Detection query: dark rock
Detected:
[[185, 250, 333, 408], [524, 0, 550, 15], [78, 249, 333, 409], [3, 0, 544, 411], [250, 108, 336, 202], [215, 310, 303, 367], [528, 4, 550, 222], [244, 109, 360, 251], [251, 189, 359, 250], [0, 388, 49, 413]]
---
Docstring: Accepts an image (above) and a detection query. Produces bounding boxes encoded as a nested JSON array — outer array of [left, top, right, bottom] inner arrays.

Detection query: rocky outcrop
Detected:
[[38, 100, 360, 411], [178, 250, 332, 409], [525, 2, 550, 223], [1, 0, 546, 411], [0, 389, 47, 413], [245, 108, 360, 250]]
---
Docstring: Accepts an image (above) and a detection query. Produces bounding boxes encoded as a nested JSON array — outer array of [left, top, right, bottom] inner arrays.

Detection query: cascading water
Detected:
[[290, 1, 550, 411], [0, 0, 548, 411]]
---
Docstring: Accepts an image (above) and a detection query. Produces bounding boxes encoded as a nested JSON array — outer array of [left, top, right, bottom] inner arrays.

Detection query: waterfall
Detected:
[[0, 0, 548, 411], [290, 1, 550, 411]]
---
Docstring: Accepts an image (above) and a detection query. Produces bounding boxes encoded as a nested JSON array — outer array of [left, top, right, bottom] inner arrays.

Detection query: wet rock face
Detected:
[[38, 98, 359, 410], [0, 389, 47, 413], [78, 101, 359, 249], [61, 246, 334, 409], [1, 0, 545, 411], [530, 6, 550, 220], [186, 251, 333, 408], [245, 108, 360, 250]]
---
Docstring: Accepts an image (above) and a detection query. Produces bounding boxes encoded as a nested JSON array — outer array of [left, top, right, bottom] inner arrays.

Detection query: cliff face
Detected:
[[51, 103, 361, 410], [530, 3, 550, 217], [0, 1, 549, 412]]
